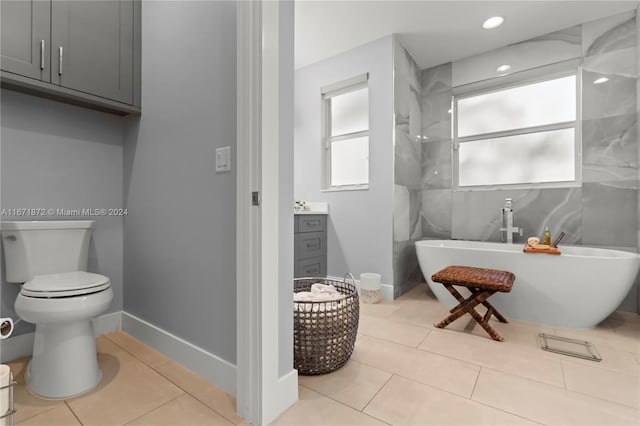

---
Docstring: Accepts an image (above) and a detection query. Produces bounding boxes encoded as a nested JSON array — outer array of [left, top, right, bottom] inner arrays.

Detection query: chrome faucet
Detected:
[[500, 198, 523, 244]]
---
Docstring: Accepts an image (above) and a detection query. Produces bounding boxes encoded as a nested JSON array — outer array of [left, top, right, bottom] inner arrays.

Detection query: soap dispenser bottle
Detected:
[[543, 227, 551, 245]]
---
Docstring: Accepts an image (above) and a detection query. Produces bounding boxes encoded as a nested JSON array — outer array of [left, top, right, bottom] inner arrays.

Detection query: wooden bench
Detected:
[[431, 265, 515, 342]]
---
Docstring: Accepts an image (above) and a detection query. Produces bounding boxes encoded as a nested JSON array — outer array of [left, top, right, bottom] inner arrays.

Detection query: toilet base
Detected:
[[27, 320, 102, 399]]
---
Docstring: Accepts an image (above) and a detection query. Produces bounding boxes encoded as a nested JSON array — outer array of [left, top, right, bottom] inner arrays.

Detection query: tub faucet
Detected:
[[500, 198, 523, 244]]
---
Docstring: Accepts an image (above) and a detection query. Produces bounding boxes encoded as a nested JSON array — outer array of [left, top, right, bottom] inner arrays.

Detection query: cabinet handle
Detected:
[[58, 46, 63, 76], [40, 40, 45, 70]]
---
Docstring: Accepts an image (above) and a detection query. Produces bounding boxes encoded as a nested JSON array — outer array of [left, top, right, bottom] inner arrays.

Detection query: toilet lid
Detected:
[[21, 271, 111, 298]]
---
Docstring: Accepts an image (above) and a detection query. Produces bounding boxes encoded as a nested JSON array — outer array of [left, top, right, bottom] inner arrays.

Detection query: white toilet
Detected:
[[1, 220, 113, 399]]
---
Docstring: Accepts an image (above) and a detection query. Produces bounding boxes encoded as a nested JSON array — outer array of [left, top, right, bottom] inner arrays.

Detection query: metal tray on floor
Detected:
[[538, 333, 602, 362]]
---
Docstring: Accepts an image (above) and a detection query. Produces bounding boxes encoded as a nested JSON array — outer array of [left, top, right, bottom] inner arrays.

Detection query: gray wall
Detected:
[[294, 36, 394, 286], [1, 90, 125, 336], [279, 0, 295, 378], [123, 1, 237, 363], [420, 11, 639, 313]]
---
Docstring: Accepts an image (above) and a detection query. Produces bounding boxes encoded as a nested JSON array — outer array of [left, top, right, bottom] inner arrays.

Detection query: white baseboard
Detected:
[[265, 369, 298, 424], [92, 311, 122, 336], [326, 275, 394, 301], [380, 284, 394, 300], [122, 312, 237, 396], [0, 311, 122, 363]]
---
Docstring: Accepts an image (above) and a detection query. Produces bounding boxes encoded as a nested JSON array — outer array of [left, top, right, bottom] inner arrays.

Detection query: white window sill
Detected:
[[454, 181, 581, 191], [321, 185, 369, 193]]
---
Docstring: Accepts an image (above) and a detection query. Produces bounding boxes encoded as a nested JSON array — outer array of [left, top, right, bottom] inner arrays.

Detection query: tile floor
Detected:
[[8, 332, 244, 426], [8, 284, 640, 425]]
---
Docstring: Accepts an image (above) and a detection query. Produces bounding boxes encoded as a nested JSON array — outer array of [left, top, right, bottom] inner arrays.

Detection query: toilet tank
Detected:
[[1, 220, 96, 283]]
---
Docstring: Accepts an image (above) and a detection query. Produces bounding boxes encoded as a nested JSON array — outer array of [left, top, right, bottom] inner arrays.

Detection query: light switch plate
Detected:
[[216, 146, 231, 173]]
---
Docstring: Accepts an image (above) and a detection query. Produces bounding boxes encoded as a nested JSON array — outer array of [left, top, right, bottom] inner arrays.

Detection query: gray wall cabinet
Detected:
[[294, 215, 327, 277], [1, 1, 51, 81], [1, 0, 140, 115]]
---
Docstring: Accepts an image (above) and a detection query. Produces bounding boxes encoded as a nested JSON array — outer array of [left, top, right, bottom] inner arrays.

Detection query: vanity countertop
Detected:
[[294, 201, 328, 215]]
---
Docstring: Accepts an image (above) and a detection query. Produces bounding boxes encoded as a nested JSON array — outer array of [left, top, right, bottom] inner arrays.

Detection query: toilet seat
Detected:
[[21, 271, 111, 298]]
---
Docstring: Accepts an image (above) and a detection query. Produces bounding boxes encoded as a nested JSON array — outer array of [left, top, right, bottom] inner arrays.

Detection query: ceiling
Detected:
[[295, 1, 639, 70]]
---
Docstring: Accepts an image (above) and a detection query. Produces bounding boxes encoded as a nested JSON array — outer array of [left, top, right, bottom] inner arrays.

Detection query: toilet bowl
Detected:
[[15, 271, 113, 398], [1, 221, 113, 399]]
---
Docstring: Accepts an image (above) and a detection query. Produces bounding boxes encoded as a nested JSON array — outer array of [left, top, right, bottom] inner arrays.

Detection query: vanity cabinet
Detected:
[[294, 215, 327, 278], [1, 0, 141, 115]]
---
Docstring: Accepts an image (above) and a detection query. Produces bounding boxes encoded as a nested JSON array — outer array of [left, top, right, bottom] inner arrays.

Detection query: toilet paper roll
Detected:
[[0, 319, 13, 340], [0, 365, 10, 426]]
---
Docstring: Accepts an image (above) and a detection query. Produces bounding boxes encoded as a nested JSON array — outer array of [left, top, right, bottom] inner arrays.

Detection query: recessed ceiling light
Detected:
[[482, 16, 504, 30], [496, 64, 511, 73], [593, 77, 609, 84]]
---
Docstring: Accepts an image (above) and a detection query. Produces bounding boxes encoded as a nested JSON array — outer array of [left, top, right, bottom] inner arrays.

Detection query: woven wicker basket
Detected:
[[293, 275, 359, 375]]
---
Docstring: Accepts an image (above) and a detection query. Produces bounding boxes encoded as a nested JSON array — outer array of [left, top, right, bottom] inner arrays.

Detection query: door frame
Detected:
[[236, 1, 297, 424]]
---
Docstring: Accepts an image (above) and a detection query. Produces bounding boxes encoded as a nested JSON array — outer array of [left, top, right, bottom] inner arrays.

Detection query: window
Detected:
[[321, 74, 369, 190], [454, 64, 579, 188]]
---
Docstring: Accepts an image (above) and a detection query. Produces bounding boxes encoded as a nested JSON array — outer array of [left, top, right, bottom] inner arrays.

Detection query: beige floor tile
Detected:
[[536, 337, 640, 375], [613, 321, 640, 341], [394, 283, 434, 303], [358, 300, 401, 318], [364, 375, 538, 425], [126, 394, 233, 425], [358, 314, 431, 347], [271, 386, 386, 425], [444, 315, 555, 350], [562, 360, 640, 409], [419, 329, 564, 387], [7, 357, 65, 424], [553, 324, 639, 355], [16, 404, 80, 426], [96, 335, 124, 355], [353, 335, 479, 398], [607, 311, 640, 328], [66, 349, 184, 425], [387, 298, 452, 328], [105, 331, 172, 369], [473, 368, 640, 425], [154, 360, 244, 424], [298, 360, 392, 410]]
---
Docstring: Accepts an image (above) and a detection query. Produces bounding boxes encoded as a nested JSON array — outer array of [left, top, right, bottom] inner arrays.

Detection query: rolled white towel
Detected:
[[314, 284, 341, 300], [294, 291, 343, 303], [293, 291, 315, 302], [310, 283, 339, 295]]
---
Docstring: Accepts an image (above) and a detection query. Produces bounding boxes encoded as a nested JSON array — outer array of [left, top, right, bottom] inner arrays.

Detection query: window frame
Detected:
[[452, 59, 582, 191], [321, 73, 370, 191]]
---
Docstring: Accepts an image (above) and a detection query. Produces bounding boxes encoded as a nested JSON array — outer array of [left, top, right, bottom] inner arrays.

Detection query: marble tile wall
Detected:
[[420, 11, 638, 244], [451, 188, 582, 244], [582, 11, 638, 248], [453, 25, 581, 87], [637, 7, 640, 313], [421, 62, 453, 239], [393, 39, 423, 296], [418, 10, 639, 310]]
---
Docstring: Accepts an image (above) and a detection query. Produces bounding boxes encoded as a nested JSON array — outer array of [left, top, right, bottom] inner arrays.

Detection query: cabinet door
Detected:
[[1, 0, 51, 81], [51, 0, 133, 104]]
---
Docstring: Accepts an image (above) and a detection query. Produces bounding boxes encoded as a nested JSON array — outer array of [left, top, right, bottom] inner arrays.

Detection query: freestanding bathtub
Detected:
[[415, 240, 640, 329]]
